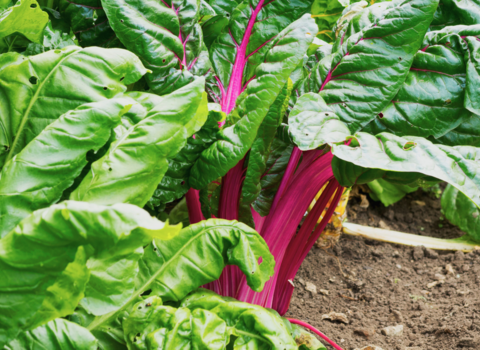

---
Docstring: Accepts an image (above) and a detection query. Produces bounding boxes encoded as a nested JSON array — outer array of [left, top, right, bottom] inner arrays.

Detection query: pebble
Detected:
[[445, 264, 455, 275], [392, 250, 400, 257], [392, 310, 403, 322], [354, 327, 376, 338], [425, 248, 439, 259], [405, 347, 422, 350], [381, 324, 404, 337], [305, 282, 317, 294], [457, 337, 478, 348], [455, 250, 465, 261], [319, 289, 329, 295], [462, 264, 470, 272], [321, 311, 349, 324], [378, 220, 391, 230], [413, 246, 424, 261], [353, 346, 384, 350]]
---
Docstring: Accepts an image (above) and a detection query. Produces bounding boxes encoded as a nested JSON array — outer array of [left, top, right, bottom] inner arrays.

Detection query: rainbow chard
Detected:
[[178, 0, 480, 316]]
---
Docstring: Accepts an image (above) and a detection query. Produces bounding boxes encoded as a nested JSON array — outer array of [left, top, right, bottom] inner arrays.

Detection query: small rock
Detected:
[[321, 311, 349, 324], [405, 347, 422, 350], [297, 278, 305, 286], [381, 325, 404, 337], [396, 264, 402, 269], [413, 246, 424, 261], [457, 337, 478, 348], [392, 250, 400, 257], [305, 282, 317, 294], [378, 220, 391, 230], [455, 250, 465, 261], [427, 281, 442, 288], [457, 289, 470, 295], [359, 194, 369, 209], [425, 248, 439, 259], [319, 289, 329, 296], [353, 346, 384, 350], [353, 311, 364, 320], [392, 310, 403, 323], [434, 273, 446, 281], [413, 200, 426, 206], [372, 249, 384, 258], [462, 264, 470, 272], [354, 327, 376, 338], [446, 264, 455, 275]]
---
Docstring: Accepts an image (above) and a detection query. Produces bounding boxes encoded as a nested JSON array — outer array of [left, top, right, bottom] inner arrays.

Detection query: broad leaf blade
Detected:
[[0, 46, 147, 169], [0, 98, 133, 238], [0, 201, 178, 346], [71, 79, 208, 207]]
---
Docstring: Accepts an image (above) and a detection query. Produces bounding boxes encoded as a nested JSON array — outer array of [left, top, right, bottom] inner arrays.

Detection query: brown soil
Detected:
[[286, 185, 480, 350]]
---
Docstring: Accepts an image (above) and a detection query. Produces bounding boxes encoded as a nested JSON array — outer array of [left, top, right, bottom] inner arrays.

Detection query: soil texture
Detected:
[[286, 186, 480, 350]]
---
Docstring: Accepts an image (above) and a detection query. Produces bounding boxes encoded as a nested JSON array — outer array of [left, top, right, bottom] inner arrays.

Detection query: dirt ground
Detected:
[[286, 185, 480, 350]]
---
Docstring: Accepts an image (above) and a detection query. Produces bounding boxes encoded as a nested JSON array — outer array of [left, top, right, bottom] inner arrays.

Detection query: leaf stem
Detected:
[[287, 318, 344, 350]]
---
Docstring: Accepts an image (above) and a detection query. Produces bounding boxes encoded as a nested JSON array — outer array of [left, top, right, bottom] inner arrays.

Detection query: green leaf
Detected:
[[24, 22, 76, 55], [289, 323, 327, 350], [252, 126, 294, 217], [311, 0, 347, 42], [0, 98, 133, 238], [316, 0, 439, 132], [0, 46, 147, 169], [0, 0, 48, 51], [364, 25, 480, 139], [331, 133, 480, 208], [367, 178, 418, 206], [123, 296, 228, 350], [58, 0, 121, 48], [71, 79, 208, 207], [150, 104, 223, 209], [181, 290, 298, 350], [201, 14, 229, 48], [289, 92, 351, 150], [441, 183, 480, 243], [432, 114, 480, 147], [239, 79, 292, 226], [137, 219, 274, 302], [5, 319, 97, 350], [102, 0, 209, 95], [0, 200, 179, 347], [85, 219, 274, 340], [189, 15, 317, 189]]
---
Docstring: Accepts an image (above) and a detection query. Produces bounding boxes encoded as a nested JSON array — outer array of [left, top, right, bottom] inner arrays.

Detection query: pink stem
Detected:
[[287, 318, 344, 350], [185, 188, 205, 224], [218, 158, 245, 220]]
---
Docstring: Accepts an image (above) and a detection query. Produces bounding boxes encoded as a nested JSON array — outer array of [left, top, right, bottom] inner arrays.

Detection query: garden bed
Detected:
[[287, 187, 480, 350]]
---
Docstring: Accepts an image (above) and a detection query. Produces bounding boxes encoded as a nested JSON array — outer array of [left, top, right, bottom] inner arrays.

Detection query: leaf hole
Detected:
[[378, 112, 384, 118], [398, 57, 402, 60], [138, 306, 142, 309], [181, 181, 185, 185], [136, 333, 141, 337], [30, 3, 37, 8], [325, 113, 329, 116], [120, 77, 125, 81], [3, 145, 9, 151], [444, 99, 452, 105], [108, 167, 112, 171], [120, 19, 124, 23], [29, 76, 38, 84], [162, 59, 166, 63], [226, 13, 230, 17], [103, 86, 108, 90]]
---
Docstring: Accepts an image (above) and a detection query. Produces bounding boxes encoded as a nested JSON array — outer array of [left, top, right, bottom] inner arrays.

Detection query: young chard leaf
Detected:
[[71, 78, 208, 207], [0, 98, 134, 238], [0, 46, 147, 169], [189, 15, 317, 189], [0, 201, 179, 347]]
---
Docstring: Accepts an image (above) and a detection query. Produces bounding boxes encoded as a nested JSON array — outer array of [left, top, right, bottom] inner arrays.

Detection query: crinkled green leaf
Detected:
[[432, 114, 480, 146], [311, 0, 348, 42], [71, 78, 208, 207], [314, 0, 439, 132], [367, 178, 418, 206], [136, 219, 274, 302], [190, 15, 317, 189], [150, 104, 223, 209], [58, 0, 121, 48], [441, 183, 480, 243], [289, 323, 326, 350], [102, 0, 209, 95], [331, 132, 480, 207], [202, 14, 229, 48], [0, 0, 48, 51], [364, 25, 480, 138], [431, 0, 480, 29], [24, 22, 76, 55], [289, 92, 351, 150], [123, 296, 228, 350], [239, 79, 292, 226], [5, 319, 97, 350], [181, 290, 298, 350], [0, 200, 179, 347], [0, 98, 133, 238], [252, 126, 294, 216], [0, 46, 147, 169]]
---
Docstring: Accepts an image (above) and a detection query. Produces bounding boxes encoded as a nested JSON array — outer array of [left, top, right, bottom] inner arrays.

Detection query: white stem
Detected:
[[342, 222, 479, 252]]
